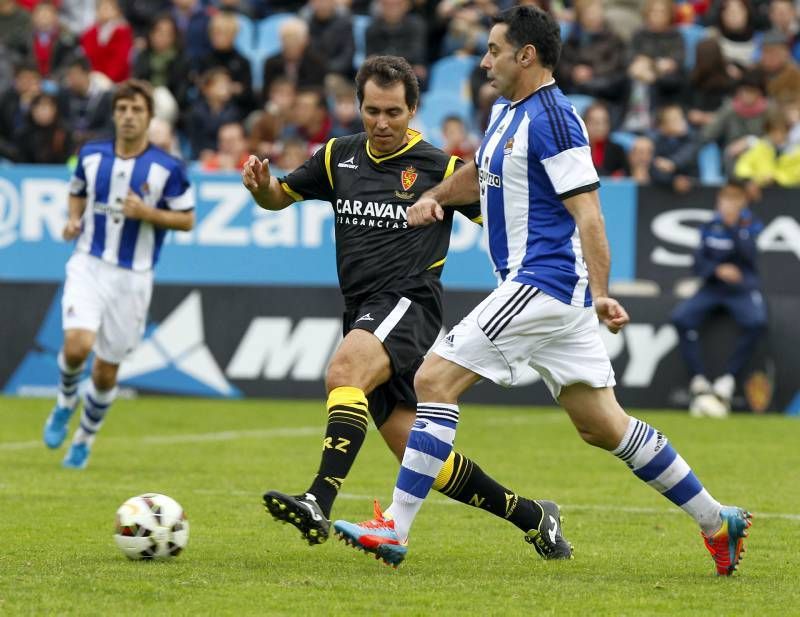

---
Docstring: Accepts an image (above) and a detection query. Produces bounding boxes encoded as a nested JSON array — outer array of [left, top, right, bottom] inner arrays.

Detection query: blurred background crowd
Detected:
[[2, 0, 800, 189]]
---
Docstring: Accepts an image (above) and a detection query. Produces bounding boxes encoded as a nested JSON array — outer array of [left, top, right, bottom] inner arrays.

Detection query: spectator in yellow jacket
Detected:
[[734, 108, 800, 187]]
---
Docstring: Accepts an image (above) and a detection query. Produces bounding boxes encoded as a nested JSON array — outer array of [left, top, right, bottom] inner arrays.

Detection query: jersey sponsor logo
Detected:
[[93, 200, 125, 223], [334, 198, 409, 229], [338, 156, 358, 169], [401, 166, 418, 191], [478, 168, 502, 188]]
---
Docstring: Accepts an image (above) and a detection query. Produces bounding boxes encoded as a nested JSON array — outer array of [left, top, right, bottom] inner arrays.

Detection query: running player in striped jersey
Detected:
[[335, 7, 751, 575], [243, 56, 572, 559], [43, 80, 195, 469]]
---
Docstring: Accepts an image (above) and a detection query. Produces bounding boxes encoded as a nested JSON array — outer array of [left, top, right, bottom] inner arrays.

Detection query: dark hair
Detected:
[[296, 86, 329, 111], [738, 67, 766, 94], [494, 5, 562, 70], [655, 103, 684, 126], [112, 79, 155, 117], [355, 55, 420, 110], [65, 53, 91, 72], [13, 59, 40, 77]]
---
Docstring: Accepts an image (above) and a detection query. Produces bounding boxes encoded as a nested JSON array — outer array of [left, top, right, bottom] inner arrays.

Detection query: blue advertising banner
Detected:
[[0, 166, 637, 288]]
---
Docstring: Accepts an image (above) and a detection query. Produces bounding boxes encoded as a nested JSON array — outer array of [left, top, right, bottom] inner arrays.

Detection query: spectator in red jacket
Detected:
[[80, 0, 133, 82], [30, 0, 76, 78]]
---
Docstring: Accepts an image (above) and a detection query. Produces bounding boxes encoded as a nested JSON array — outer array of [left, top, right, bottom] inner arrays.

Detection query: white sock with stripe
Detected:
[[384, 403, 460, 542], [613, 417, 722, 535], [57, 351, 84, 410], [73, 381, 117, 446]]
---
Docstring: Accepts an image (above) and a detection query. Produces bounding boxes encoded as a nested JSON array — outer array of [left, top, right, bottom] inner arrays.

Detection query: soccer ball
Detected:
[[689, 393, 730, 419], [114, 493, 189, 560]]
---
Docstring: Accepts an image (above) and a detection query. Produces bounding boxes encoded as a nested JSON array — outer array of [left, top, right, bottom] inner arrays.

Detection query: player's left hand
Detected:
[[407, 195, 444, 227], [595, 296, 630, 334], [122, 190, 149, 220]]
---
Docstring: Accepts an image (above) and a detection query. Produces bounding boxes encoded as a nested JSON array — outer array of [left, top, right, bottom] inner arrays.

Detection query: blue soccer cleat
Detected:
[[333, 501, 408, 567], [43, 405, 76, 449], [62, 443, 91, 469], [702, 506, 752, 576]]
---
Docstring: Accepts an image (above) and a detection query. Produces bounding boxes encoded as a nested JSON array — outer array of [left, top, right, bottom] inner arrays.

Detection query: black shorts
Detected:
[[343, 282, 442, 428]]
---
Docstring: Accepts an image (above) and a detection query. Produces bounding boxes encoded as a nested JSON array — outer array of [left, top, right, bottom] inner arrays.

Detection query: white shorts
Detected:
[[62, 253, 153, 364], [434, 280, 615, 399]]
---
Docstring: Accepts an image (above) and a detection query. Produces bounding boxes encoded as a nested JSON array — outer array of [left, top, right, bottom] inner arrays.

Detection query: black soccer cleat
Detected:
[[524, 500, 574, 560], [263, 490, 331, 546]]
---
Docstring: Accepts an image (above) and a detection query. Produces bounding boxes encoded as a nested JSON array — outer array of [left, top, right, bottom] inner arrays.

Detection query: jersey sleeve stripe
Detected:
[[280, 181, 303, 201], [540, 104, 565, 152], [324, 138, 336, 190], [557, 181, 601, 200], [544, 89, 574, 149], [443, 155, 459, 179]]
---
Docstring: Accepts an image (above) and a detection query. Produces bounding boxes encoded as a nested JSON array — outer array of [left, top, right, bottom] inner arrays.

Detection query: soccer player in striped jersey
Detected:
[[43, 80, 195, 469], [243, 55, 572, 559], [335, 7, 752, 575]]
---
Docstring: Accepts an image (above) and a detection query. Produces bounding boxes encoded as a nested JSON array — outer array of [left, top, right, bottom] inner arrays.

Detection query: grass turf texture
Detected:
[[0, 397, 797, 616]]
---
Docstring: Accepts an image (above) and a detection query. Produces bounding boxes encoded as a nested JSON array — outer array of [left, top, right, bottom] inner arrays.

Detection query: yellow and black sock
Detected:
[[433, 451, 543, 532], [306, 386, 369, 519]]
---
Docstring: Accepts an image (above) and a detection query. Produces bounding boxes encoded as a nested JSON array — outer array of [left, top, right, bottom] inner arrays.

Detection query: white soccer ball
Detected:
[[689, 393, 730, 419], [114, 493, 189, 560]]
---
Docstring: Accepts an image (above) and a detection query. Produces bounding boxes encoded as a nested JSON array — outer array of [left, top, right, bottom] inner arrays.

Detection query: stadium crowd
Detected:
[[1, 0, 800, 188]]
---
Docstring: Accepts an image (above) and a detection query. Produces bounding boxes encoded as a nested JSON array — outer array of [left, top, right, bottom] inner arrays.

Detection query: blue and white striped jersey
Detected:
[[475, 82, 600, 307], [69, 140, 194, 272]]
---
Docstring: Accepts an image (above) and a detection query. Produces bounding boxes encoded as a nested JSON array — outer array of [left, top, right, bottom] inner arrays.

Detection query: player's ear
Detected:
[[519, 44, 536, 67]]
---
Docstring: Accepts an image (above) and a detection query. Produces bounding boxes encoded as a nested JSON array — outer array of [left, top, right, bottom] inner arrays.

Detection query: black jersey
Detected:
[[281, 130, 481, 309]]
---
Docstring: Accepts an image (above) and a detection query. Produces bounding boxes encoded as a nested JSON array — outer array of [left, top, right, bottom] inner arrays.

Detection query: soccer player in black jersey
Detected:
[[242, 55, 571, 559]]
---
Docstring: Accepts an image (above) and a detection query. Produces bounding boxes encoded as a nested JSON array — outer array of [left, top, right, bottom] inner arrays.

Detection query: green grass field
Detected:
[[1, 397, 798, 616]]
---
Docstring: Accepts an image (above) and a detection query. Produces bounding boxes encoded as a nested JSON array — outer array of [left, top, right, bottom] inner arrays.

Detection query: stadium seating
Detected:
[[566, 94, 595, 117], [257, 13, 294, 61], [352, 14, 371, 72], [610, 130, 638, 151], [698, 142, 724, 184], [427, 55, 480, 99], [235, 14, 255, 57], [679, 23, 707, 70], [417, 91, 473, 148]]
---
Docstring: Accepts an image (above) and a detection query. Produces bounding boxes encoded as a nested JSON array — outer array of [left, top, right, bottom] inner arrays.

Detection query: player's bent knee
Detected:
[[413, 362, 447, 401]]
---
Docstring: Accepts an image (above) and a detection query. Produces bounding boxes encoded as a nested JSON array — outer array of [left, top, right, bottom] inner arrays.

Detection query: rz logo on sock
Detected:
[[323, 437, 351, 452]]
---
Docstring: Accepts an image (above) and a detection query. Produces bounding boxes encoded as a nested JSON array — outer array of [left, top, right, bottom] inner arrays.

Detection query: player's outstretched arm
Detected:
[[408, 160, 480, 227], [562, 190, 630, 334], [241, 155, 295, 211]]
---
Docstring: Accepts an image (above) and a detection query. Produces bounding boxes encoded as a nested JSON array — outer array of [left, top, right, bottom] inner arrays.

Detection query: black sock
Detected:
[[434, 451, 543, 532], [306, 386, 369, 518]]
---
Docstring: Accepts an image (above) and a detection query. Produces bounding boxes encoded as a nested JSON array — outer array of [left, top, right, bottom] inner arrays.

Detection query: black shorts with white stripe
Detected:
[[343, 283, 442, 428]]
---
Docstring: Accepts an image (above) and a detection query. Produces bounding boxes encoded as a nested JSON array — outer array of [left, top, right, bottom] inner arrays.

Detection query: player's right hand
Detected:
[[595, 296, 630, 334], [62, 218, 81, 240], [241, 155, 272, 197], [407, 195, 444, 227]]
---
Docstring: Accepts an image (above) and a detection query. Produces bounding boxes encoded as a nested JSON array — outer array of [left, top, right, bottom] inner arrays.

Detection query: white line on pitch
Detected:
[[0, 426, 324, 451]]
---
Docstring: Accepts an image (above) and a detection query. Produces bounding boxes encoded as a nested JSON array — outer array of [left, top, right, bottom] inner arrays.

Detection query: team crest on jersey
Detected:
[[140, 182, 150, 195], [401, 166, 418, 191], [503, 137, 514, 156]]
